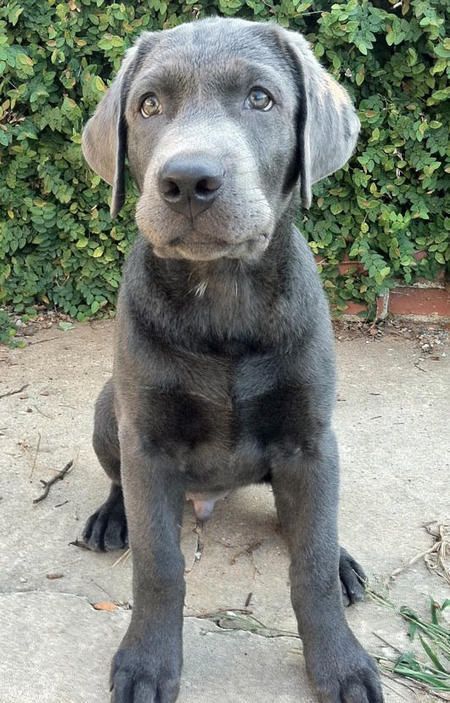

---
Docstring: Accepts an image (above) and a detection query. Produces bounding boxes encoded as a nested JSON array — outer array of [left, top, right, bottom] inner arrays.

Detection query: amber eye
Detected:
[[140, 94, 161, 118], [246, 87, 274, 111]]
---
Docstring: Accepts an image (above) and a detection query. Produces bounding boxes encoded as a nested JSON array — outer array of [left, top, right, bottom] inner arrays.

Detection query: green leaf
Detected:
[[7, 4, 24, 25], [0, 0, 448, 324], [94, 76, 106, 93], [428, 88, 450, 105], [58, 321, 74, 332]]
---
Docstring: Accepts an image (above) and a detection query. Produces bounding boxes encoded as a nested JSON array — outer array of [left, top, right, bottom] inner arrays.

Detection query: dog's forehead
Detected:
[[136, 19, 290, 87]]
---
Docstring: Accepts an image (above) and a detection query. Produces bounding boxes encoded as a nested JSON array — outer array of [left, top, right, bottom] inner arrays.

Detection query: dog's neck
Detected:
[[144, 205, 297, 296], [123, 204, 314, 352]]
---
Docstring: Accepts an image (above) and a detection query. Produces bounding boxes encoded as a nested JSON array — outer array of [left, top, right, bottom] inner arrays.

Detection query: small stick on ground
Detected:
[[69, 539, 90, 550], [33, 459, 73, 504], [373, 632, 402, 655], [111, 548, 131, 568], [29, 432, 41, 480], [28, 337, 59, 346], [423, 521, 450, 585], [33, 405, 54, 420], [388, 545, 437, 582], [230, 540, 263, 565], [379, 674, 410, 701], [387, 521, 450, 585], [0, 383, 29, 400], [380, 671, 415, 700], [184, 522, 204, 573], [54, 500, 69, 508]]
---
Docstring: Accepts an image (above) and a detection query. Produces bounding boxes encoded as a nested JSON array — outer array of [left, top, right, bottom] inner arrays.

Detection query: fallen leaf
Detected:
[[92, 601, 118, 612], [58, 321, 74, 332]]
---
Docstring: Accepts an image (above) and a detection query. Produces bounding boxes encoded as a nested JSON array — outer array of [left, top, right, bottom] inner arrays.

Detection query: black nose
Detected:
[[158, 155, 224, 218]]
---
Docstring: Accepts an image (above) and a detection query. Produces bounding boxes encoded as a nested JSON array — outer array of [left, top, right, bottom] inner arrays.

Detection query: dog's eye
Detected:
[[245, 87, 274, 111], [140, 94, 161, 118]]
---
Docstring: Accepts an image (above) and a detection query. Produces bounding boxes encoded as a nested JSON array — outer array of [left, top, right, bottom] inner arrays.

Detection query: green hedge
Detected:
[[0, 0, 449, 324]]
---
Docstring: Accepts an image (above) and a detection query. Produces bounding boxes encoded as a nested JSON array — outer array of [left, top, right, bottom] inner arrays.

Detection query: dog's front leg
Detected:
[[110, 424, 185, 703], [271, 429, 383, 703]]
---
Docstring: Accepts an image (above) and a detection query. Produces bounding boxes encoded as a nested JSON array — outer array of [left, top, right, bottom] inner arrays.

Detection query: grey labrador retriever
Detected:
[[81, 17, 383, 703]]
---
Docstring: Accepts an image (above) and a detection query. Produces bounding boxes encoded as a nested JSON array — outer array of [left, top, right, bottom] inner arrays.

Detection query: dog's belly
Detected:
[[182, 437, 269, 492]]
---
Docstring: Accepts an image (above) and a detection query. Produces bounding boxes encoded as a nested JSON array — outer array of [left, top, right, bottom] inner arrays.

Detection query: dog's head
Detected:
[[82, 18, 359, 262]]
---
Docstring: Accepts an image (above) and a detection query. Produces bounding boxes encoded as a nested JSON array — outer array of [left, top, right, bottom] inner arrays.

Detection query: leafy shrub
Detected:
[[0, 0, 448, 322]]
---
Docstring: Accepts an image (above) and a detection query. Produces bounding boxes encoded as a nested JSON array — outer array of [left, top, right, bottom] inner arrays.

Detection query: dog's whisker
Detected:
[[189, 280, 208, 297]]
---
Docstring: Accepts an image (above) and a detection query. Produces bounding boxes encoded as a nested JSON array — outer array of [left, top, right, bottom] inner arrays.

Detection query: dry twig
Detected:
[[29, 432, 41, 480], [388, 521, 450, 585], [0, 383, 29, 399], [33, 459, 73, 504], [230, 539, 263, 565], [111, 548, 131, 568], [423, 522, 450, 585]]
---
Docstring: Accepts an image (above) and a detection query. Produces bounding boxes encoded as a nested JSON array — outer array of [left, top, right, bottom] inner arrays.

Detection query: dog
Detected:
[[81, 17, 383, 703]]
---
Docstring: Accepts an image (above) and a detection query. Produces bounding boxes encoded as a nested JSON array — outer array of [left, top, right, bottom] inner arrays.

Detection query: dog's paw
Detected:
[[307, 631, 384, 703], [339, 546, 366, 606], [110, 645, 181, 703], [82, 490, 128, 552]]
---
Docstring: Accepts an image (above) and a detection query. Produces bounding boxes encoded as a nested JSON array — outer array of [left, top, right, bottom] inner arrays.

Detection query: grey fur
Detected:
[[81, 17, 383, 703]]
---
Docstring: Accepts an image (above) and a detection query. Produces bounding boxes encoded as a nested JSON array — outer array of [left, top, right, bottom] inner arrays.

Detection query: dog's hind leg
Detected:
[[82, 379, 128, 551], [339, 546, 366, 606]]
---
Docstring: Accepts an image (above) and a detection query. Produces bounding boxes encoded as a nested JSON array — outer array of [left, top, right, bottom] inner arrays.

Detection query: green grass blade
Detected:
[[419, 634, 447, 673]]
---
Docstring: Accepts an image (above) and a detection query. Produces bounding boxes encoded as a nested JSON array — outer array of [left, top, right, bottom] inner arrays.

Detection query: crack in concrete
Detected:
[[187, 610, 301, 641], [0, 592, 300, 643]]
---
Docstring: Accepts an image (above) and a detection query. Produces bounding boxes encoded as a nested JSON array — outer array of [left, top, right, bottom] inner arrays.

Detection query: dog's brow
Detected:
[[129, 68, 189, 100], [130, 58, 285, 104]]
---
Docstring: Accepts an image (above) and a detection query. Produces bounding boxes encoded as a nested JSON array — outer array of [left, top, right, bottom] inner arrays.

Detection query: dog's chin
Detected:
[[151, 235, 271, 262]]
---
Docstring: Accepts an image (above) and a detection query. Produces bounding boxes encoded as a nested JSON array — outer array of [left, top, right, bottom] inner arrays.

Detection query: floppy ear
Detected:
[[82, 45, 139, 217], [282, 29, 360, 209]]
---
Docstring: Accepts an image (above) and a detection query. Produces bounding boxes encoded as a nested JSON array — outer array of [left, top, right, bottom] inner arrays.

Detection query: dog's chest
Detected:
[[141, 351, 303, 489]]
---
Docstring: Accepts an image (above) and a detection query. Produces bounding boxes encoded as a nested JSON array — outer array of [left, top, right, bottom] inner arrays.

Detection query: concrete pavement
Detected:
[[1, 321, 448, 702]]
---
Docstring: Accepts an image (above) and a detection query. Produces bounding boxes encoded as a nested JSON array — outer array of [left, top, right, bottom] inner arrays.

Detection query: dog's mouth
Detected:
[[171, 236, 231, 249], [154, 234, 270, 261]]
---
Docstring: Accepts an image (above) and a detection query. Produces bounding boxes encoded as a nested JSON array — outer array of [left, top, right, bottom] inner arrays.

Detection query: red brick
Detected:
[[337, 258, 366, 275], [389, 285, 450, 319], [342, 301, 368, 316]]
